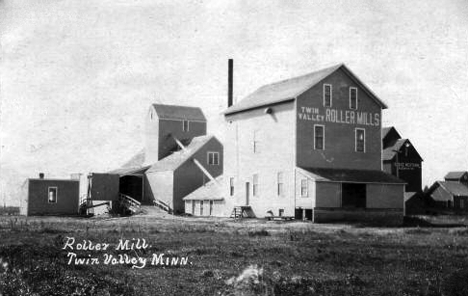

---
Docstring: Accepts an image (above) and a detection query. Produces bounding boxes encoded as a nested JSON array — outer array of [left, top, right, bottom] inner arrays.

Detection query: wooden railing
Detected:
[[119, 193, 141, 213], [153, 198, 172, 214]]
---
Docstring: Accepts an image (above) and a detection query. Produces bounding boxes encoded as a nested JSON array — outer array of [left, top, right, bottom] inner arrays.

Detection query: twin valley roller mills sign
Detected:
[[298, 106, 380, 126]]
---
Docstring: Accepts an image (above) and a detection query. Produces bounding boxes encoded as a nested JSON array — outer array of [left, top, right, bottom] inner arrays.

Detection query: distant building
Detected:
[[425, 171, 468, 212], [196, 62, 406, 224], [21, 174, 80, 216], [382, 127, 423, 193]]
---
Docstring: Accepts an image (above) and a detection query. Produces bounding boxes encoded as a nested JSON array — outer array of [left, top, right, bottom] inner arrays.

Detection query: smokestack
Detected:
[[39, 173, 44, 179], [228, 59, 233, 107]]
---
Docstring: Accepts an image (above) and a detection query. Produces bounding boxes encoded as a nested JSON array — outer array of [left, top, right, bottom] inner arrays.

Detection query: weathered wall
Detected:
[[27, 179, 80, 216], [367, 183, 404, 209], [145, 171, 174, 209], [89, 173, 119, 201], [173, 137, 223, 214], [185, 200, 226, 216], [145, 108, 160, 164], [315, 182, 341, 207], [296, 68, 382, 170], [223, 102, 296, 217], [158, 119, 206, 161], [313, 208, 403, 225], [295, 170, 315, 209]]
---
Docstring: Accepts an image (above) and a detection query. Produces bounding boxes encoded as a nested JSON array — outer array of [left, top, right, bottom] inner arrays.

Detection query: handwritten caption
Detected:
[[62, 237, 191, 269]]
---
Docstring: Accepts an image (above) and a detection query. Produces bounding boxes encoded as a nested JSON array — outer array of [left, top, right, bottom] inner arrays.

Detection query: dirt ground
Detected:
[[1, 214, 468, 295]]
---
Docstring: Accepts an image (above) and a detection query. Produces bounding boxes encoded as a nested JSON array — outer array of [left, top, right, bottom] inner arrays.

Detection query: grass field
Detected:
[[1, 215, 468, 296]]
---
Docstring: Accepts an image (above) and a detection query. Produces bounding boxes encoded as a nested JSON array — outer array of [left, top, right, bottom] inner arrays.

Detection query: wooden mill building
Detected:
[[87, 104, 223, 215], [187, 62, 406, 224]]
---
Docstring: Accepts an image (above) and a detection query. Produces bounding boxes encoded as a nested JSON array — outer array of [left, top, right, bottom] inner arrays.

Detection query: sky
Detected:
[[1, 0, 467, 206]]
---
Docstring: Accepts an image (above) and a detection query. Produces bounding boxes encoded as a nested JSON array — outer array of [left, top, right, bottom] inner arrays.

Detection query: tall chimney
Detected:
[[228, 59, 233, 107]]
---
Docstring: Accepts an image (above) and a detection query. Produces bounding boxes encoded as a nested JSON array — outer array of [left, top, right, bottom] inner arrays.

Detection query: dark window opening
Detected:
[[229, 177, 234, 196], [349, 87, 358, 110], [182, 120, 190, 132], [355, 129, 365, 152], [314, 125, 324, 150], [342, 183, 366, 208], [323, 84, 332, 107]]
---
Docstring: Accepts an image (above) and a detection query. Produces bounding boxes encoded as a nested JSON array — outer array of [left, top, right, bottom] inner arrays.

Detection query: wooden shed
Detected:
[[22, 177, 80, 216]]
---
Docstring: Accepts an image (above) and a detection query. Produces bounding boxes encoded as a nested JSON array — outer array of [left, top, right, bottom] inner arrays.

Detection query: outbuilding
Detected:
[[21, 174, 80, 216]]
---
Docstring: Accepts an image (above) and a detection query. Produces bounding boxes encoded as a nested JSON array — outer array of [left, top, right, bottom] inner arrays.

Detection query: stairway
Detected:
[[230, 206, 255, 218], [119, 193, 142, 214]]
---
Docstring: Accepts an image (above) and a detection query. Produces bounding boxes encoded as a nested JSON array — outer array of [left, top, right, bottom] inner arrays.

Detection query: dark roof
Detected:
[[444, 171, 468, 180], [224, 63, 387, 115], [381, 126, 401, 141], [382, 139, 423, 162], [298, 167, 406, 184], [108, 166, 150, 176], [183, 176, 224, 201], [147, 135, 215, 173], [431, 181, 468, 200], [152, 104, 206, 121]]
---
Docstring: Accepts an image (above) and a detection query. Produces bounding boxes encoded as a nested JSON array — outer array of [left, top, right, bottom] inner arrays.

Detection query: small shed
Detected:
[[23, 177, 80, 216], [183, 176, 225, 216]]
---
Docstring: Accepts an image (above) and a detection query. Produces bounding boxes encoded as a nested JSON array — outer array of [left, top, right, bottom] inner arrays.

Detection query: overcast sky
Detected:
[[1, 0, 467, 206]]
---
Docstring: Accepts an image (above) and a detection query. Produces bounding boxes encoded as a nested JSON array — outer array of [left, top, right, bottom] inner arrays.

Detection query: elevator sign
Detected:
[[298, 106, 380, 127]]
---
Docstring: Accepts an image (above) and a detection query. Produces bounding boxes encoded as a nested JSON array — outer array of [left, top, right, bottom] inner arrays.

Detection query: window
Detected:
[[460, 199, 465, 209], [300, 179, 308, 197], [314, 125, 325, 150], [200, 201, 204, 216], [277, 172, 284, 196], [229, 177, 234, 196], [253, 130, 260, 153], [355, 128, 365, 152], [209, 201, 214, 216], [349, 87, 358, 110], [182, 120, 190, 132], [192, 200, 196, 214], [253, 174, 259, 196], [323, 84, 332, 107], [279, 209, 284, 217], [207, 152, 220, 165], [48, 187, 58, 203]]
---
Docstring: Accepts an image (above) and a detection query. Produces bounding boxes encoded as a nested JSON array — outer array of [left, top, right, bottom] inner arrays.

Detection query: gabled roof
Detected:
[[146, 135, 214, 173], [444, 171, 468, 180], [108, 166, 150, 176], [152, 104, 206, 121], [430, 181, 468, 200], [121, 149, 145, 168], [297, 167, 406, 184], [183, 176, 224, 201], [224, 63, 387, 115], [381, 126, 402, 141], [382, 139, 423, 162]]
